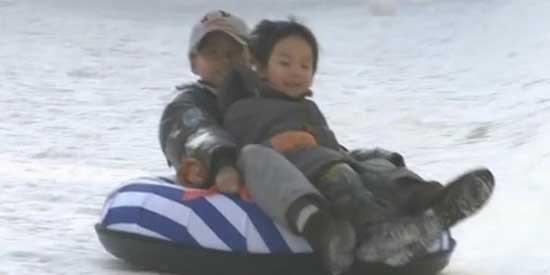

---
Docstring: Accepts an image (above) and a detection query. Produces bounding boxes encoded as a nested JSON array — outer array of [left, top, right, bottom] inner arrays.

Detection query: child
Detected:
[[218, 19, 495, 270], [159, 10, 249, 192], [159, 11, 357, 275]]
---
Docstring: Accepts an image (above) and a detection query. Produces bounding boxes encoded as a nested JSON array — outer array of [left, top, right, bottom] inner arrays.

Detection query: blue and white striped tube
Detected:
[[99, 176, 452, 255]]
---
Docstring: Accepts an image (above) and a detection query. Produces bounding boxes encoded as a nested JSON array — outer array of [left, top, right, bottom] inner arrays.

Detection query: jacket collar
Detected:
[[197, 80, 219, 96]]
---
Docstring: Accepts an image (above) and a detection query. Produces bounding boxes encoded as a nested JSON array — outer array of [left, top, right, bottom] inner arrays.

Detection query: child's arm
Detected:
[[159, 86, 239, 187], [304, 100, 341, 150]]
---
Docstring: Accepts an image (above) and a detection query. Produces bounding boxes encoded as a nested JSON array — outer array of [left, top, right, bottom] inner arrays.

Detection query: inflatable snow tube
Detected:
[[96, 176, 455, 275]]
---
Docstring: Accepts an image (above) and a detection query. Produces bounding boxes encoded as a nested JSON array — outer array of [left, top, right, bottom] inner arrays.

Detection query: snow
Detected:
[[1, 0, 549, 274]]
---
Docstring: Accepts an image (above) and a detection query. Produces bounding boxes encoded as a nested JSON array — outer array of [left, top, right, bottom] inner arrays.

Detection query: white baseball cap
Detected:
[[188, 10, 249, 56]]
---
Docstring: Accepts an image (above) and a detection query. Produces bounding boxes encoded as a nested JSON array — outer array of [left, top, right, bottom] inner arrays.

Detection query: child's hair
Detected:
[[249, 19, 319, 73]]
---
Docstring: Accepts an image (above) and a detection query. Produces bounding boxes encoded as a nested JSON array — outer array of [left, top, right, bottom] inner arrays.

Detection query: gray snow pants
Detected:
[[237, 145, 322, 230]]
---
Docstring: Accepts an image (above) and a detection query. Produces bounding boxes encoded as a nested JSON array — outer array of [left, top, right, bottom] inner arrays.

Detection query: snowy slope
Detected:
[[1, 0, 549, 274]]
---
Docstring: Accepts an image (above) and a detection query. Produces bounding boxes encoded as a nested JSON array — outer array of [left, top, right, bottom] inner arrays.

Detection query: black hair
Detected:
[[249, 19, 319, 73]]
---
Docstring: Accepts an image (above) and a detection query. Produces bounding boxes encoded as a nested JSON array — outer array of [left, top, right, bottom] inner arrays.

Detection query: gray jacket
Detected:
[[219, 68, 347, 180]]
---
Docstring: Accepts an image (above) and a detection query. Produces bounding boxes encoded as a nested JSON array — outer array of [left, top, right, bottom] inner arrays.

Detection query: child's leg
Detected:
[[316, 163, 435, 262], [357, 168, 495, 264], [237, 145, 355, 275], [316, 162, 450, 266], [315, 162, 395, 229], [238, 144, 323, 229]]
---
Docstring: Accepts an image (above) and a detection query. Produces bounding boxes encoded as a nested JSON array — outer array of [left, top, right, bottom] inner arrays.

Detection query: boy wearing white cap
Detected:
[[159, 10, 249, 192]]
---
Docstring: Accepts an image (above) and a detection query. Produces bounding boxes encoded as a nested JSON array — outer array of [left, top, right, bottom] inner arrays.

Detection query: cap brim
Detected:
[[209, 30, 247, 46], [227, 32, 247, 45], [189, 30, 247, 56]]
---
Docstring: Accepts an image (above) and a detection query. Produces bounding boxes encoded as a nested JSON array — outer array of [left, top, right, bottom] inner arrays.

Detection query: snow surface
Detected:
[[1, 0, 549, 274]]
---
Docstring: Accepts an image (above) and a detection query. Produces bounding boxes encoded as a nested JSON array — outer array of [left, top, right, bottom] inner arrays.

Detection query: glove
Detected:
[[177, 158, 208, 187], [215, 166, 242, 193], [182, 166, 252, 202]]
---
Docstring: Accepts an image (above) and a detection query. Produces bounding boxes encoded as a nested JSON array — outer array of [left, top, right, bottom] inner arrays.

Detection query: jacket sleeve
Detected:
[[305, 100, 342, 151], [159, 87, 238, 176]]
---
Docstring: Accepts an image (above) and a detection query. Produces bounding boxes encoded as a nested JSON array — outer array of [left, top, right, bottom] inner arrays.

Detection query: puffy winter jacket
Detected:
[[159, 82, 237, 177], [218, 68, 348, 180]]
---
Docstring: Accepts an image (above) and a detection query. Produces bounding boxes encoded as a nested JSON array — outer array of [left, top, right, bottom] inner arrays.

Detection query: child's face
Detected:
[[260, 35, 314, 98], [192, 31, 249, 88]]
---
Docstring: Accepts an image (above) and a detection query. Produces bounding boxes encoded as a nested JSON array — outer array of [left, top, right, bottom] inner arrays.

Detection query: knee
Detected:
[[240, 144, 264, 155], [238, 144, 284, 166], [327, 163, 356, 176], [320, 163, 360, 185], [241, 144, 281, 157]]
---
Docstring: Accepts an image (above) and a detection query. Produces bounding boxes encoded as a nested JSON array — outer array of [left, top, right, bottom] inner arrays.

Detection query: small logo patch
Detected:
[[181, 108, 203, 129]]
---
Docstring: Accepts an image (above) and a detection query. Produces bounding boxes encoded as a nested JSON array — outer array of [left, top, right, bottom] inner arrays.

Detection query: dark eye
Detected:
[[279, 60, 290, 66]]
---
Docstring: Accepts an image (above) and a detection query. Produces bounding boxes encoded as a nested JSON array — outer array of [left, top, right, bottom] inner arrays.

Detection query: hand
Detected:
[[215, 166, 242, 194], [178, 158, 208, 187]]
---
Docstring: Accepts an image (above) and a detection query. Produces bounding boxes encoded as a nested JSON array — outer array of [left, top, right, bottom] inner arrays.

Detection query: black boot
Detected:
[[432, 167, 495, 227], [287, 195, 356, 275], [397, 179, 445, 215], [356, 168, 495, 263]]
